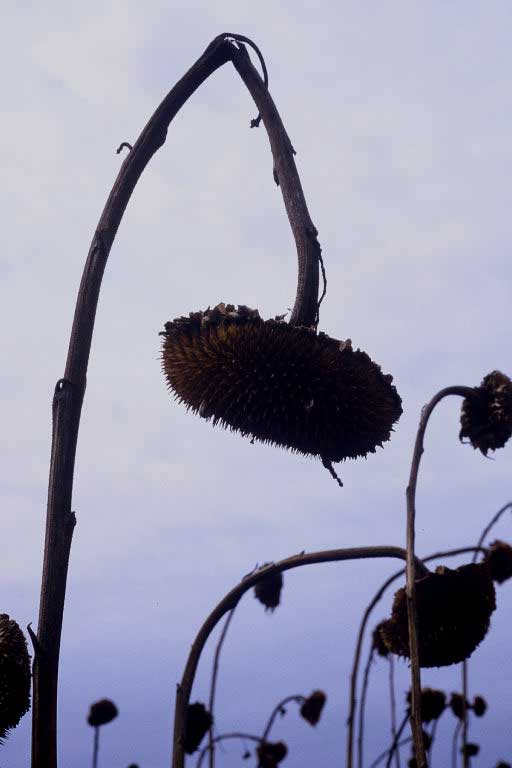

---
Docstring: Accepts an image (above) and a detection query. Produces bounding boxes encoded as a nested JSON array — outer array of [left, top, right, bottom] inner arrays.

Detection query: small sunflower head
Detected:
[[461, 743, 480, 758], [495, 763, 512, 768], [450, 693, 469, 720], [484, 540, 512, 584], [380, 563, 496, 667], [372, 622, 390, 658], [87, 699, 118, 727], [472, 695, 487, 717], [300, 690, 326, 726], [459, 371, 512, 455], [257, 741, 288, 768], [0, 614, 31, 741], [184, 702, 212, 755], [161, 304, 402, 464], [254, 566, 283, 612], [407, 688, 446, 723]]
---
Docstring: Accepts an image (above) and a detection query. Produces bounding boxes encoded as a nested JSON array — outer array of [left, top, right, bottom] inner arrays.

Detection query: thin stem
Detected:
[[405, 386, 476, 768], [368, 737, 411, 768], [356, 647, 375, 768], [347, 545, 485, 768], [208, 608, 237, 768], [196, 733, 262, 768], [389, 655, 400, 768], [92, 727, 99, 768], [34, 32, 323, 768], [461, 502, 512, 766], [385, 714, 409, 768], [172, 545, 421, 768], [261, 695, 304, 743], [452, 721, 462, 768]]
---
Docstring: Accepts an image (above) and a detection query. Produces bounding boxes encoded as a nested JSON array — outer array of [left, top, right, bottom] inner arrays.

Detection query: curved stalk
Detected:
[[347, 545, 484, 768], [172, 545, 422, 768], [261, 695, 304, 743], [405, 386, 476, 768], [207, 608, 237, 768], [356, 646, 374, 768], [34, 33, 323, 768], [196, 732, 262, 768]]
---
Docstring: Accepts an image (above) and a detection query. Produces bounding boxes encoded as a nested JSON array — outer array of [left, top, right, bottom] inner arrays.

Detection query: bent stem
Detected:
[[461, 501, 512, 765], [172, 545, 423, 768], [405, 386, 476, 768], [34, 32, 322, 768], [196, 733, 262, 768], [208, 608, 237, 768], [348, 545, 484, 768], [357, 646, 375, 768], [261, 695, 304, 743]]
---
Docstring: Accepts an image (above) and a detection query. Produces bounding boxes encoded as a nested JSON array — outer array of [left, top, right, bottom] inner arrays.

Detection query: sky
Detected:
[[2, 2, 512, 767]]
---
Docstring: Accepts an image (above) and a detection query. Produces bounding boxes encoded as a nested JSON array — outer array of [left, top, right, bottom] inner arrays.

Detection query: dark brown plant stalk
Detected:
[[33, 33, 322, 768], [357, 645, 376, 768], [207, 608, 237, 768], [348, 546, 485, 768], [405, 386, 476, 768], [461, 501, 511, 766], [172, 545, 423, 768]]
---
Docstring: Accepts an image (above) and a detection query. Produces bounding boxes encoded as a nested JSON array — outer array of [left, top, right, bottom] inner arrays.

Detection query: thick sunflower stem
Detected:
[[405, 386, 477, 768]]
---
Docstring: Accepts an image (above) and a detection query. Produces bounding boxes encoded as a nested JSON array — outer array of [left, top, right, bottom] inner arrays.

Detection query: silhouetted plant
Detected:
[[0, 615, 31, 742], [87, 699, 118, 768]]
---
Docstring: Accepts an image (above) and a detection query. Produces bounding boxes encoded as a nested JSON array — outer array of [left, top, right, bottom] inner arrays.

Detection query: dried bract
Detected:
[[184, 702, 212, 755], [380, 563, 496, 667], [484, 540, 512, 584], [254, 566, 283, 612], [0, 614, 31, 741], [257, 740, 288, 768], [161, 304, 402, 463], [87, 699, 118, 727], [459, 371, 512, 455], [407, 688, 446, 723], [300, 690, 326, 726]]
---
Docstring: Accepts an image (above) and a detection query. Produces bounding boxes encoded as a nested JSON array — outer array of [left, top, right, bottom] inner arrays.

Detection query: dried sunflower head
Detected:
[[372, 621, 390, 658], [380, 563, 496, 667], [300, 690, 326, 726], [459, 371, 512, 455], [87, 699, 118, 727], [484, 540, 512, 584], [184, 702, 212, 755], [161, 304, 402, 464], [406, 688, 446, 723], [472, 695, 487, 717], [450, 693, 469, 720], [254, 566, 283, 612], [0, 615, 31, 741], [461, 743, 480, 758], [257, 740, 288, 768]]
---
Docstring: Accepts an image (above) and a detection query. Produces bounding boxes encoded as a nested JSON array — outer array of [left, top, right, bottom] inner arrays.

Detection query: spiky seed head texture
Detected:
[[184, 702, 212, 755], [472, 695, 487, 717], [484, 540, 512, 584], [0, 614, 31, 741], [460, 370, 512, 455], [161, 304, 402, 463], [300, 690, 326, 726], [406, 688, 446, 723], [380, 563, 496, 668], [254, 565, 283, 612], [372, 621, 390, 658], [257, 741, 288, 768], [87, 699, 118, 727]]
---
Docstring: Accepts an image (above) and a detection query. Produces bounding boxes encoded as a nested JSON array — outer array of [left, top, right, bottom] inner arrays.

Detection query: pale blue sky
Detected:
[[2, 2, 512, 766]]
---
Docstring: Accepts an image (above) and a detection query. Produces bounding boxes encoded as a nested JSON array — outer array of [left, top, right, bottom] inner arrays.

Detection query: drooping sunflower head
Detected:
[[161, 304, 402, 464], [380, 563, 496, 668], [0, 614, 31, 742], [460, 371, 512, 455]]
